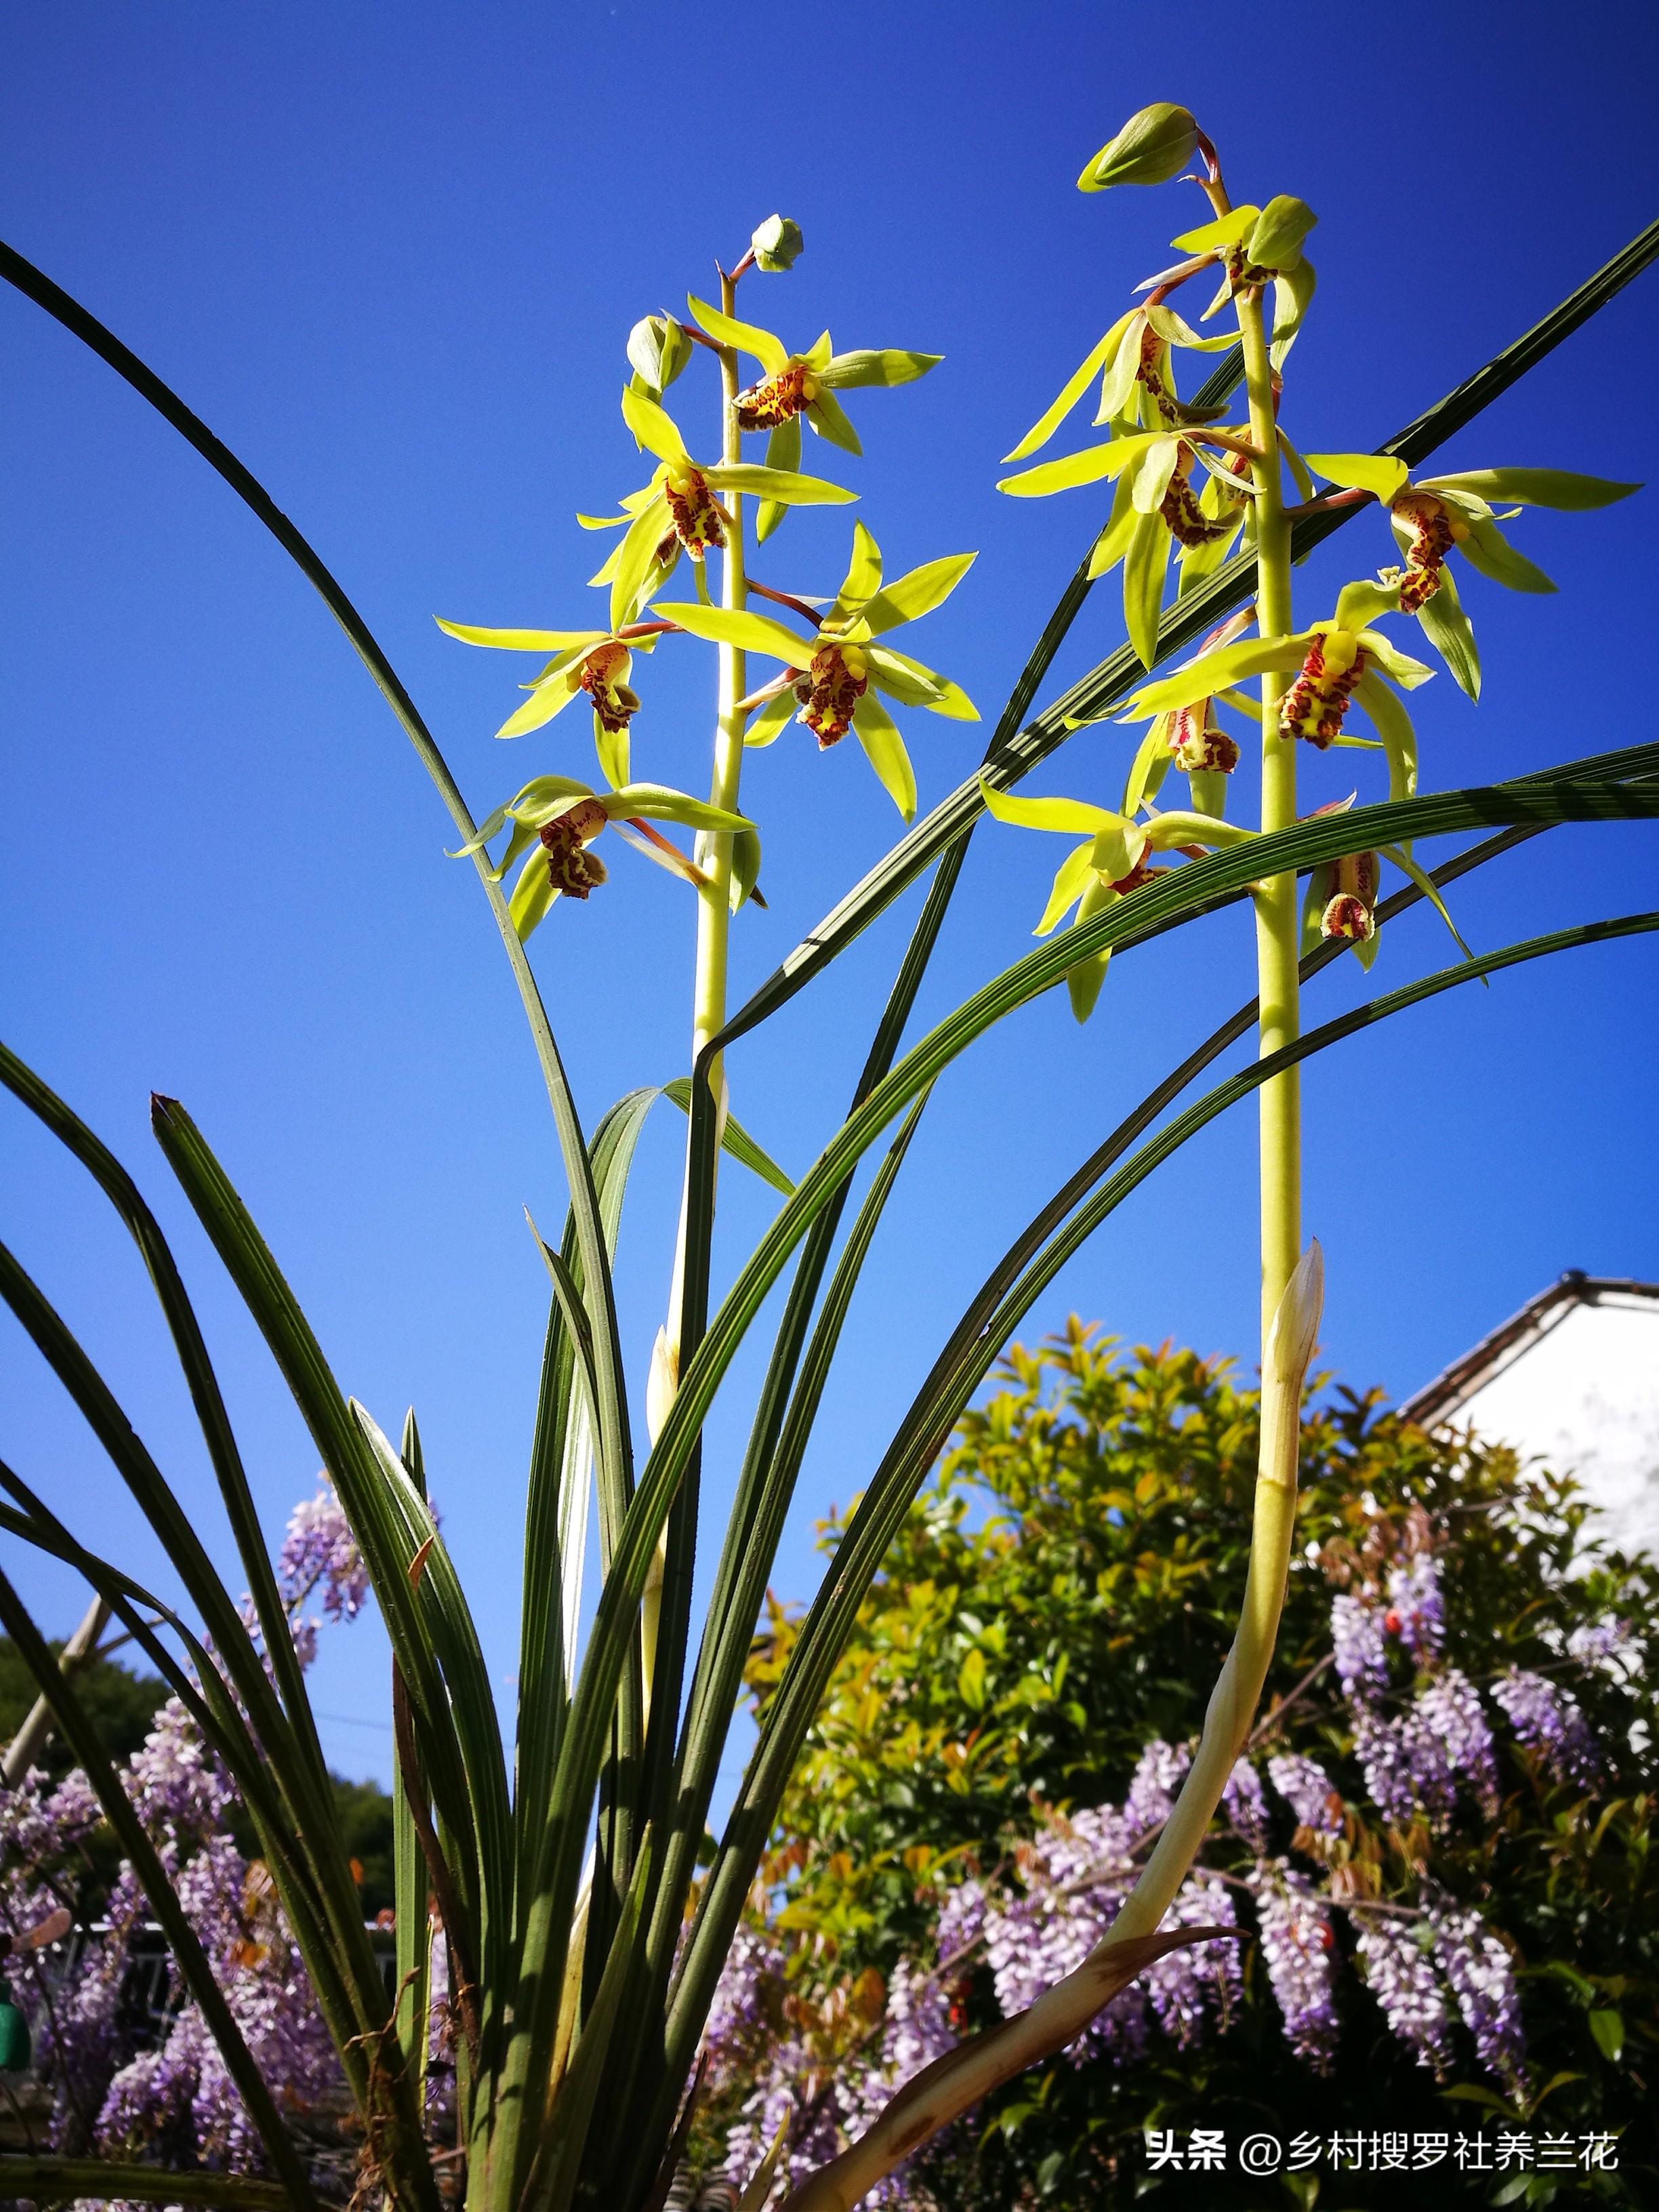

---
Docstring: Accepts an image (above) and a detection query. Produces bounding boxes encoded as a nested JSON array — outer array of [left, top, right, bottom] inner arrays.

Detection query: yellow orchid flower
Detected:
[[1302, 453, 1639, 698], [597, 386, 855, 631], [975, 775, 1254, 1022], [434, 617, 675, 787], [654, 520, 977, 822], [449, 774, 758, 943], [684, 296, 939, 540]]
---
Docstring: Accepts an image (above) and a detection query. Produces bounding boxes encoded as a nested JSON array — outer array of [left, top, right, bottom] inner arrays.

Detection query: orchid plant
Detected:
[[1, 98, 1656, 2212]]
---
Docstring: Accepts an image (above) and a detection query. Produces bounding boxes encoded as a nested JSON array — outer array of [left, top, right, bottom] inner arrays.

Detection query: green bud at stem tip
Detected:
[[1078, 104, 1201, 192], [752, 215, 804, 272]]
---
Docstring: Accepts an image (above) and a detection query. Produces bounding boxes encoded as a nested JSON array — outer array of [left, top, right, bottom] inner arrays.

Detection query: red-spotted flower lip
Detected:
[[792, 642, 868, 747], [1392, 491, 1458, 613], [1281, 631, 1367, 749], [574, 641, 640, 733], [662, 468, 728, 560], [735, 361, 815, 432]]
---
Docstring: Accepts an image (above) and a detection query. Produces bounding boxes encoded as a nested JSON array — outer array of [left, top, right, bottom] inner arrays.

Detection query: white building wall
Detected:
[[1451, 1296, 1659, 1562]]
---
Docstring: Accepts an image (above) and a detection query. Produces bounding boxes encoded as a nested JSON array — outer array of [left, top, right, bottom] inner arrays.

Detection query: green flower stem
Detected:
[[1097, 276, 1309, 1950], [645, 269, 748, 1703], [1239, 285, 1302, 1338]]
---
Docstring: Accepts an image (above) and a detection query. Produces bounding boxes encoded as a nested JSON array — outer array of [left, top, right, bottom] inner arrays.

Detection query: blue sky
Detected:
[[3, 0, 1656, 1790]]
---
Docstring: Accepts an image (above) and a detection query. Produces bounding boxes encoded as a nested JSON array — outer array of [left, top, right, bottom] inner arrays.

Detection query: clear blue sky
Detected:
[[3, 0, 1656, 1789]]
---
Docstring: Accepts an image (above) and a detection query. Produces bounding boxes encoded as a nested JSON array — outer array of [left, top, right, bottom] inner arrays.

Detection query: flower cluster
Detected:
[[1491, 1668, 1600, 1789], [1247, 1860, 1339, 2071], [1354, 1914, 1452, 2074], [1431, 1904, 1526, 2087], [278, 1479, 369, 1625], [1267, 1752, 1344, 1837]]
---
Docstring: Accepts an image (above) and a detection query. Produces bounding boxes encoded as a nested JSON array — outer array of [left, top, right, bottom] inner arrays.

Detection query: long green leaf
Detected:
[[662, 1078, 794, 1193], [618, 1097, 933, 2204], [0, 1043, 340, 1855], [0, 2158, 317, 2209], [394, 1410, 434, 2103], [148, 1099, 494, 1983], [525, 1837, 653, 2212], [508, 1086, 660, 2210]]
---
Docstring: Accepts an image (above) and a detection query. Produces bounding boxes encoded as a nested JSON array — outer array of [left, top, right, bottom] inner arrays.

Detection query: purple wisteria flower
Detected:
[[984, 1800, 1147, 2064], [701, 1921, 785, 2089], [933, 1879, 986, 1965], [1246, 1859, 1339, 2071], [1126, 1738, 1191, 1833], [1331, 1593, 1389, 1706], [1431, 1904, 1525, 2085], [1221, 1758, 1269, 1851], [1416, 1668, 1498, 1817], [1385, 1551, 1446, 1662], [877, 1957, 956, 2088], [1145, 1874, 1242, 2047], [1353, 1671, 1495, 1830], [1492, 1668, 1600, 1788], [1266, 1753, 1343, 1837], [126, 1696, 237, 1837], [1567, 1618, 1626, 1670], [1354, 1912, 1451, 2074], [279, 1481, 369, 1624], [1353, 1711, 1421, 1826]]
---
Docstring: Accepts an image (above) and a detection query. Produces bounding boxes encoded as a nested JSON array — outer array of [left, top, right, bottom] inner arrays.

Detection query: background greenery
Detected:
[[736, 1332, 1659, 2208]]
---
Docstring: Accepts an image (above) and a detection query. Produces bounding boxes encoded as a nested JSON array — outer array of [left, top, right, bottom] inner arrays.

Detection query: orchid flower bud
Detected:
[[626, 314, 692, 398], [751, 214, 804, 272], [1078, 104, 1201, 192], [1245, 195, 1317, 274]]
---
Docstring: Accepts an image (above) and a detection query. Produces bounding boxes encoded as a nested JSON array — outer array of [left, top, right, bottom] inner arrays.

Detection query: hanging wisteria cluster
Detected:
[[697, 1534, 1629, 2198], [0, 1481, 455, 2190]]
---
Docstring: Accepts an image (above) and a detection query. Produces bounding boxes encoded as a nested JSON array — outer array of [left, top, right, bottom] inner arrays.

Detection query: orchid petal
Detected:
[[851, 691, 917, 821], [684, 294, 790, 375]]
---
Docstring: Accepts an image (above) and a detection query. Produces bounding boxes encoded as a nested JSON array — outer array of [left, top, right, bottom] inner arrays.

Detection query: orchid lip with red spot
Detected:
[[1281, 631, 1368, 748], [575, 640, 640, 733], [663, 466, 728, 560], [1391, 491, 1458, 613], [793, 642, 868, 747], [735, 362, 815, 432]]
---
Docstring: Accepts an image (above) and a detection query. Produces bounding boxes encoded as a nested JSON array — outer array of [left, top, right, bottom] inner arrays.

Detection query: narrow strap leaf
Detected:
[[661, 1077, 794, 1193]]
